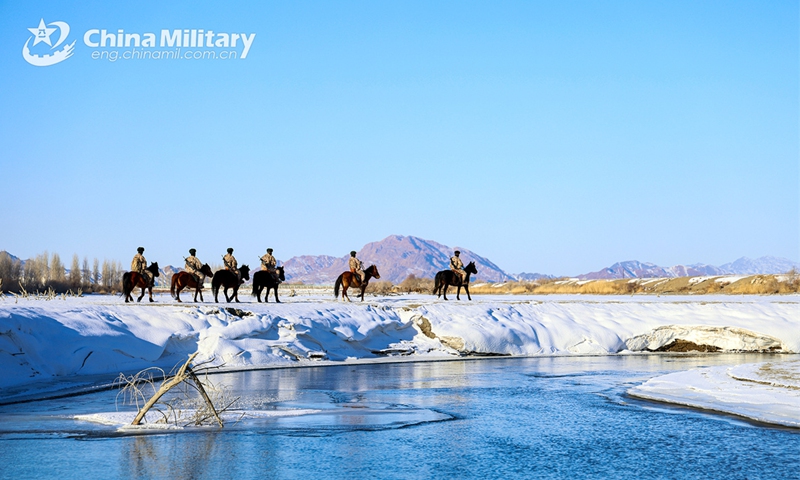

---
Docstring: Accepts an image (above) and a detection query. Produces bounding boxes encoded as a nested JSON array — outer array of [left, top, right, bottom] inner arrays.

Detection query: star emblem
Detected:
[[28, 18, 57, 47]]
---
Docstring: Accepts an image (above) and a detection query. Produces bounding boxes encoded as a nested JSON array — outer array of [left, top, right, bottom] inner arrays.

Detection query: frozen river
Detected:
[[1, 354, 798, 479]]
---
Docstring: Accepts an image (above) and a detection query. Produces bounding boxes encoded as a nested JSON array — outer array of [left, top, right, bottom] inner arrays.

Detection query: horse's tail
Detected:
[[432, 273, 440, 295], [122, 272, 133, 295], [170, 274, 178, 299], [251, 272, 259, 297], [334, 274, 343, 298]]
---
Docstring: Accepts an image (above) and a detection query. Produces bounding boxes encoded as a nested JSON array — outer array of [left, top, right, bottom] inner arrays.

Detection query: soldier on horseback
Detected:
[[223, 247, 241, 283], [349, 250, 366, 285], [131, 247, 154, 286], [260, 248, 281, 284], [450, 250, 467, 285], [184, 248, 205, 287]]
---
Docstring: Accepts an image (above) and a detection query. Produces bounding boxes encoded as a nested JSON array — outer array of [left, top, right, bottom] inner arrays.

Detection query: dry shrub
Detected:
[[366, 280, 394, 295], [397, 275, 434, 293]]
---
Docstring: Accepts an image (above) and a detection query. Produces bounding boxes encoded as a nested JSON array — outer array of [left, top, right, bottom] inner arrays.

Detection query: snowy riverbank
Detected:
[[1, 293, 798, 398], [629, 360, 800, 428]]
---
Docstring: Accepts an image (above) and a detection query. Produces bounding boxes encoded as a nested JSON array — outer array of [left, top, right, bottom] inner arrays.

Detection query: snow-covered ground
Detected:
[[629, 360, 800, 428], [1, 293, 799, 419]]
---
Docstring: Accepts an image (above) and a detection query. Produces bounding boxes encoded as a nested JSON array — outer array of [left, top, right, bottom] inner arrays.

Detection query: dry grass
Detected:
[[462, 273, 800, 295]]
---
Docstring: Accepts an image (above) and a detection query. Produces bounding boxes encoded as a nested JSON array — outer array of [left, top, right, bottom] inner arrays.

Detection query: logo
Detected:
[[22, 18, 75, 67]]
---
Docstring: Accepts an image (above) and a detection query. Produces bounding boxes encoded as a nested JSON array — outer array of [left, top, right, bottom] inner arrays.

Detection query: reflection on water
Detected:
[[1, 354, 799, 479]]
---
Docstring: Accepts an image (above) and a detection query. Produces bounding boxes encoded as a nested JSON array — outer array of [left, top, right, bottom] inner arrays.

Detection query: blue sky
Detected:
[[0, 1, 797, 276]]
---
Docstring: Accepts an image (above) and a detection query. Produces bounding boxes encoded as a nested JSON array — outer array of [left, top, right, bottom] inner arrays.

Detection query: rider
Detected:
[[131, 247, 154, 286], [349, 250, 366, 285], [260, 248, 280, 283], [184, 248, 205, 287], [223, 247, 241, 282], [450, 250, 467, 285]]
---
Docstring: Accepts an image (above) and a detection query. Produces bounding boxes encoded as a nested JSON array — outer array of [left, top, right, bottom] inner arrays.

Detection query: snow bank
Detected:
[[629, 360, 800, 428], [1, 294, 798, 398]]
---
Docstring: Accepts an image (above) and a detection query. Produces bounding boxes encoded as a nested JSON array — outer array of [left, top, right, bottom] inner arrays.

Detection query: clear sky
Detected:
[[1, 1, 797, 276]]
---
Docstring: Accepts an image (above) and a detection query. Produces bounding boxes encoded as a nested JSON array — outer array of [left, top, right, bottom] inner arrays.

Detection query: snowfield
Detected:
[[1, 292, 799, 426]]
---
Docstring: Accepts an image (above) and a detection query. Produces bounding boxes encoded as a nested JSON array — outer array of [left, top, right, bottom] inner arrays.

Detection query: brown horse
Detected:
[[334, 265, 380, 302], [432, 261, 478, 300], [170, 264, 214, 303], [212, 265, 251, 303], [122, 262, 161, 303]]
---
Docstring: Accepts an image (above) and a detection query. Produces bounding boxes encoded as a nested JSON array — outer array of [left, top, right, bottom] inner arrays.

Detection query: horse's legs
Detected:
[[456, 286, 461, 300], [465, 286, 471, 301], [233, 286, 240, 303], [255, 285, 262, 303], [360, 286, 366, 301], [273, 286, 280, 303], [442, 284, 449, 301], [137, 285, 145, 302], [148, 286, 155, 302]]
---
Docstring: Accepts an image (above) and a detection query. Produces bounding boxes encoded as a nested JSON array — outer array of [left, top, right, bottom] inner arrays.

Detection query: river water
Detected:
[[1, 354, 798, 479]]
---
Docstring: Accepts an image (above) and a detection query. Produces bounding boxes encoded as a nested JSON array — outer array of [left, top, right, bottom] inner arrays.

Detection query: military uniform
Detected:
[[185, 254, 205, 284], [349, 256, 366, 284], [260, 251, 280, 282], [224, 252, 240, 281], [450, 254, 467, 284], [260, 253, 276, 272], [132, 252, 154, 286]]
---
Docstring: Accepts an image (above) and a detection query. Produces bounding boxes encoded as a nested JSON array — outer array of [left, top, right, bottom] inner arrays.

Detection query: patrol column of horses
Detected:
[[124, 246, 477, 303]]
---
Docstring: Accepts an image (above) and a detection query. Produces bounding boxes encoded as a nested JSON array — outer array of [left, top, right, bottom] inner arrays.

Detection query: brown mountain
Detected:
[[282, 235, 513, 284]]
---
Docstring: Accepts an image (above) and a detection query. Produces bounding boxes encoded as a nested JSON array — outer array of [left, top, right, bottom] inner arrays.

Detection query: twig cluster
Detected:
[[115, 354, 239, 428], [4, 281, 83, 303]]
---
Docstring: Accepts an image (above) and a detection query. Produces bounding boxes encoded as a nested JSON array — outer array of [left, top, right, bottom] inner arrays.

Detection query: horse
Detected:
[[170, 264, 214, 303], [211, 265, 250, 303], [334, 265, 380, 302], [122, 262, 161, 303], [252, 266, 285, 303], [432, 261, 478, 300]]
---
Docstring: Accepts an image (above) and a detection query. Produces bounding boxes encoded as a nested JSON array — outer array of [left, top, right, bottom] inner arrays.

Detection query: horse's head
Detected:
[[200, 263, 214, 277], [277, 266, 286, 281], [148, 262, 161, 277], [240, 265, 251, 281], [368, 265, 380, 279], [465, 261, 478, 275]]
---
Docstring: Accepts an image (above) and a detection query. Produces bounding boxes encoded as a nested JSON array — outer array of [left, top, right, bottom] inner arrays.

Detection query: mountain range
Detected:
[[3, 239, 799, 285], [283, 235, 513, 284], [577, 256, 800, 280]]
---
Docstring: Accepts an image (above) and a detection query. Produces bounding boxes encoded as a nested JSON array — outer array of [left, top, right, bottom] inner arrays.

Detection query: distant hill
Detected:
[[578, 256, 800, 280], [0, 251, 23, 265], [718, 256, 800, 275], [283, 235, 514, 284], [512, 272, 556, 282]]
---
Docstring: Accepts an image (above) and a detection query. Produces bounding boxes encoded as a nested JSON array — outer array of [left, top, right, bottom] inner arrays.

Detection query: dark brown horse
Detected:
[[334, 265, 380, 302], [252, 266, 285, 303], [170, 264, 214, 303], [433, 261, 478, 300], [122, 262, 161, 303], [212, 265, 250, 303]]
